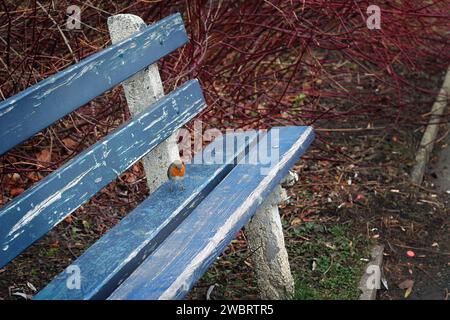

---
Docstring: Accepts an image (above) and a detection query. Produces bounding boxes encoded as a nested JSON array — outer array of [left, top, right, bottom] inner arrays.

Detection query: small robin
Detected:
[[167, 159, 186, 191]]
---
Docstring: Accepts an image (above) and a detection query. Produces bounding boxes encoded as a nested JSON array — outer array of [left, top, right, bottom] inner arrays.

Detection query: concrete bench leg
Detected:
[[108, 14, 180, 193], [246, 184, 295, 299]]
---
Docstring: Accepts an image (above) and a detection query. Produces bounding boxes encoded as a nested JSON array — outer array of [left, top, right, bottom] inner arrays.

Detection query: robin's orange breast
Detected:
[[170, 164, 185, 178]]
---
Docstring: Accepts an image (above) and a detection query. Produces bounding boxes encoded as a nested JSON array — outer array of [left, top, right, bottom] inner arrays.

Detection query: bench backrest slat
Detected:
[[0, 13, 187, 155], [0, 80, 205, 269]]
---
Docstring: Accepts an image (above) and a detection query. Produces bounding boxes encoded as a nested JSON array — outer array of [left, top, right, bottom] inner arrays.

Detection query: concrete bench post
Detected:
[[246, 176, 296, 299], [107, 14, 180, 193]]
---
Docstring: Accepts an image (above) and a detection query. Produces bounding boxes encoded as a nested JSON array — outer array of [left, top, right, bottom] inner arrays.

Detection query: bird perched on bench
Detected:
[[167, 159, 186, 191]]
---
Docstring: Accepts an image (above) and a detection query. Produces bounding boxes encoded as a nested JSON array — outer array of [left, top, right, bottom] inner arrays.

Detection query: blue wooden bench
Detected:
[[0, 13, 314, 300]]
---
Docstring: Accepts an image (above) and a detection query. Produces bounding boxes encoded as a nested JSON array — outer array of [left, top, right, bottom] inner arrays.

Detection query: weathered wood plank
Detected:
[[34, 131, 259, 300], [108, 126, 315, 300], [0, 13, 187, 155], [0, 80, 204, 269]]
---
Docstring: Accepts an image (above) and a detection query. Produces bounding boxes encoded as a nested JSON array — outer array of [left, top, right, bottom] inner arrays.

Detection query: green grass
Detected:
[[190, 220, 369, 300], [288, 222, 370, 300], [44, 247, 59, 257]]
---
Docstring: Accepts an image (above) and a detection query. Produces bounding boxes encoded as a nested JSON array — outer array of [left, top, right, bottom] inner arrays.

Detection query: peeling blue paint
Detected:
[[0, 80, 205, 269], [0, 13, 187, 155]]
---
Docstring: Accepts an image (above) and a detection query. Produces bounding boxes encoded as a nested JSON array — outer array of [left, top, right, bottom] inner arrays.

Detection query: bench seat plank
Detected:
[[0, 13, 187, 155], [0, 80, 204, 269], [108, 126, 314, 300], [34, 132, 259, 300]]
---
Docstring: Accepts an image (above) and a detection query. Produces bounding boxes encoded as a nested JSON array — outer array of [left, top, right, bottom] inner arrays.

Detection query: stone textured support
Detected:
[[246, 183, 295, 300], [107, 14, 180, 193]]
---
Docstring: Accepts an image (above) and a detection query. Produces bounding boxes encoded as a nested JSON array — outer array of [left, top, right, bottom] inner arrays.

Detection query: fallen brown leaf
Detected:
[[10, 188, 25, 197], [64, 215, 74, 224], [37, 149, 51, 163], [50, 241, 60, 248], [62, 138, 78, 150], [398, 279, 414, 289], [123, 172, 137, 183], [399, 280, 414, 298], [27, 172, 42, 182]]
